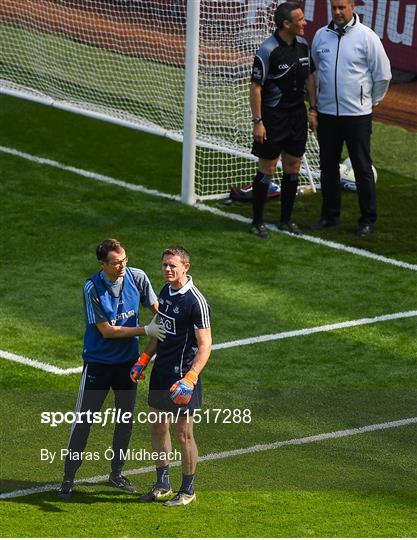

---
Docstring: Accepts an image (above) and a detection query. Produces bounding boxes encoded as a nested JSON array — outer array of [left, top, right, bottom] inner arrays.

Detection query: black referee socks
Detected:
[[280, 172, 299, 224], [252, 171, 274, 225]]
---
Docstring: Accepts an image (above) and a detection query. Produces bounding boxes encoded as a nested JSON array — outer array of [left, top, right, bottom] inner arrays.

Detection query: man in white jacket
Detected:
[[311, 0, 391, 237]]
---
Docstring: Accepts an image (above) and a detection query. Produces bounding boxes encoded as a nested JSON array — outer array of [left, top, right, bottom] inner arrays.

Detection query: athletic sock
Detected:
[[156, 465, 170, 490], [280, 172, 299, 223], [179, 473, 195, 495], [252, 171, 273, 225]]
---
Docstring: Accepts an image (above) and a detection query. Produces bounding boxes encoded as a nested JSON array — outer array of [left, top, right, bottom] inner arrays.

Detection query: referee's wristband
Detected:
[[309, 106, 318, 113], [252, 117, 263, 124]]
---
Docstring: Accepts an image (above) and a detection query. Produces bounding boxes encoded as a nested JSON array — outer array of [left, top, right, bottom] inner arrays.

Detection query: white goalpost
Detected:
[[182, 0, 200, 205], [0, 0, 320, 203]]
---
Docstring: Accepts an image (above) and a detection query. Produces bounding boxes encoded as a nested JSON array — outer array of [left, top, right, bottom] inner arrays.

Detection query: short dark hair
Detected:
[[274, 2, 302, 29], [162, 245, 190, 264], [96, 238, 124, 261]]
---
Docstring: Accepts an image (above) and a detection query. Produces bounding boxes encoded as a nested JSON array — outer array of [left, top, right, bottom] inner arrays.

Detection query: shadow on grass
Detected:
[[1, 479, 140, 511]]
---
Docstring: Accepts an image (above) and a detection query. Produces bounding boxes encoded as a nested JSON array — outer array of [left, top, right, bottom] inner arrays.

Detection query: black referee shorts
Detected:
[[148, 367, 202, 417], [252, 105, 308, 160]]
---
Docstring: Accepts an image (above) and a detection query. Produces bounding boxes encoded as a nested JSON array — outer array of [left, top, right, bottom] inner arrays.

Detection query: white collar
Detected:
[[169, 276, 193, 296]]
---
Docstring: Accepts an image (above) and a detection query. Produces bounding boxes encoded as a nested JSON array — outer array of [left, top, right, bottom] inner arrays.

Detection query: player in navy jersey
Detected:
[[58, 239, 165, 499], [130, 246, 212, 506], [250, 2, 318, 238]]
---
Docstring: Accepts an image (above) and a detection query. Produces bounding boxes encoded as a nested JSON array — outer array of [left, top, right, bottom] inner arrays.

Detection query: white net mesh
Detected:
[[0, 0, 320, 199], [195, 0, 320, 198], [0, 1, 187, 136]]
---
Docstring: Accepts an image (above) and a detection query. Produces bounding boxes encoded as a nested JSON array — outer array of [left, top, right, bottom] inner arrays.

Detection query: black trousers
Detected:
[[64, 360, 137, 478], [317, 113, 376, 225]]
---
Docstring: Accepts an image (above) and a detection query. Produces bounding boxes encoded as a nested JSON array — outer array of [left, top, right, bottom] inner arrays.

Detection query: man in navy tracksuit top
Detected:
[[311, 0, 391, 236], [130, 245, 212, 507], [58, 238, 165, 499]]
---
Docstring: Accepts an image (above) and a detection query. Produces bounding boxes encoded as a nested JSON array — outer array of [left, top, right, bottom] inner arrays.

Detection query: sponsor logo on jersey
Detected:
[[110, 309, 135, 325], [173, 306, 180, 314], [278, 63, 290, 69], [174, 366, 180, 374], [319, 48, 330, 53], [159, 298, 164, 305], [159, 313, 176, 335]]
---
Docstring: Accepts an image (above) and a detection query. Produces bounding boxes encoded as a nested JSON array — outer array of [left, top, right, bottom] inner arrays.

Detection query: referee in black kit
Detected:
[[250, 2, 317, 238]]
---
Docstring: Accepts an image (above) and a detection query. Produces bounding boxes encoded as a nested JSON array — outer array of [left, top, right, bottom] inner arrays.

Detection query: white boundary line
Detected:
[[213, 309, 417, 350], [1, 415, 416, 500], [1, 150, 415, 502], [1, 309, 416, 375], [0, 350, 82, 375], [1, 145, 417, 272], [0, 145, 181, 202]]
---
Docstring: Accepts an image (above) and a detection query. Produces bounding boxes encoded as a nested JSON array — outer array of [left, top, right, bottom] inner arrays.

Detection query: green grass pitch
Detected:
[[0, 93, 416, 537]]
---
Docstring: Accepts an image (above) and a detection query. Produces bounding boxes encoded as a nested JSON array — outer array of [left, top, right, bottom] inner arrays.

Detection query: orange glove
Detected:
[[169, 369, 198, 405], [130, 353, 151, 383]]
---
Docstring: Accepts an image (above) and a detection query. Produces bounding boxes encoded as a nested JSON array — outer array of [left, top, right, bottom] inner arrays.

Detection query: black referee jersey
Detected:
[[251, 31, 311, 110]]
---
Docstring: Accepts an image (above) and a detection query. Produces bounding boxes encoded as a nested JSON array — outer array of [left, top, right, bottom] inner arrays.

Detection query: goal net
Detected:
[[0, 0, 320, 200]]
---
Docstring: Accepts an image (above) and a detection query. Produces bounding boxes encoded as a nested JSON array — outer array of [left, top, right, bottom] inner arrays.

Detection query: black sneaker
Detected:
[[277, 222, 302, 235], [250, 223, 270, 239], [139, 483, 173, 502], [58, 478, 74, 500], [355, 224, 374, 237], [310, 218, 340, 230], [108, 473, 136, 493]]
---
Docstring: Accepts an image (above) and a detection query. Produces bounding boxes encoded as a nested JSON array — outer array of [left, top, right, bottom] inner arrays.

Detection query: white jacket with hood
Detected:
[[311, 14, 392, 116]]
